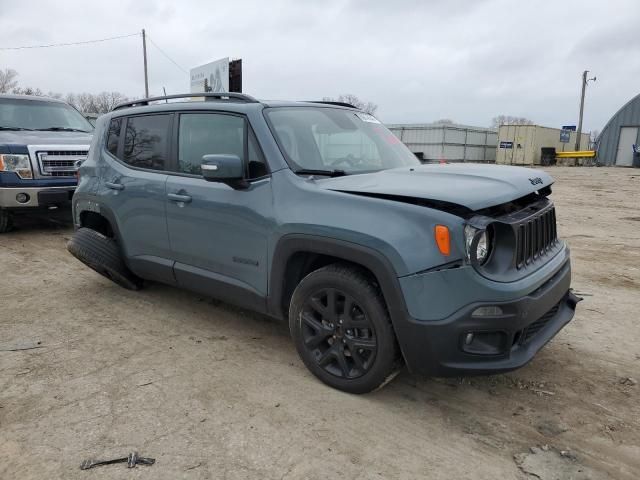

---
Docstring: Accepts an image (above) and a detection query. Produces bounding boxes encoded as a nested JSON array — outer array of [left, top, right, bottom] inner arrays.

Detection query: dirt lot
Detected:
[[0, 167, 638, 479]]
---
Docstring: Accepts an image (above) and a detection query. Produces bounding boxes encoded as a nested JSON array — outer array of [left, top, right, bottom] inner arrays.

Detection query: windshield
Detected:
[[265, 107, 420, 174], [0, 98, 94, 132]]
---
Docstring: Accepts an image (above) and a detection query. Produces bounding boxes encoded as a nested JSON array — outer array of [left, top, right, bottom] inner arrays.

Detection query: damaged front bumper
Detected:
[[395, 245, 579, 376]]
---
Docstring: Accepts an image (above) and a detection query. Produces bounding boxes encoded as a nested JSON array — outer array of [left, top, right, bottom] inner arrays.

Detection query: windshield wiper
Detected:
[[36, 127, 91, 133], [0, 126, 34, 131], [294, 168, 347, 177]]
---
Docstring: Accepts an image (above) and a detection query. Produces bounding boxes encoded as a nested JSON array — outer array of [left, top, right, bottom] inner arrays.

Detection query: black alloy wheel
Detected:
[[301, 288, 377, 379], [289, 264, 401, 393]]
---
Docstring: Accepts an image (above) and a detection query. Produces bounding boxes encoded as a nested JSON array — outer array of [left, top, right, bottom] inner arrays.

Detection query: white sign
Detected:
[[190, 58, 229, 93]]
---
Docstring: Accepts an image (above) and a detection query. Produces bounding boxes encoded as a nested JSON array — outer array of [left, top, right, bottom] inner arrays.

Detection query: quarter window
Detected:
[[122, 114, 171, 170], [247, 129, 268, 178], [106, 118, 122, 157]]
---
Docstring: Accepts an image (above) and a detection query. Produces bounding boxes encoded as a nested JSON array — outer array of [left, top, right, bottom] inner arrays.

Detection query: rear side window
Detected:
[[122, 114, 171, 170], [106, 118, 122, 157]]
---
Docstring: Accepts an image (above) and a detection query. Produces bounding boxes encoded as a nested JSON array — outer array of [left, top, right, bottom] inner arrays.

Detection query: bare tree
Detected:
[[12, 86, 44, 96], [323, 94, 378, 115], [65, 93, 93, 112], [0, 68, 19, 93], [93, 92, 129, 113], [491, 115, 534, 128], [434, 119, 455, 125], [1, 67, 129, 113], [64, 92, 129, 114]]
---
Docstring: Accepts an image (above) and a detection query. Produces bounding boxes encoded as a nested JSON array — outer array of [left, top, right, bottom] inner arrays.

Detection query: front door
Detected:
[[616, 127, 638, 167], [165, 112, 272, 310]]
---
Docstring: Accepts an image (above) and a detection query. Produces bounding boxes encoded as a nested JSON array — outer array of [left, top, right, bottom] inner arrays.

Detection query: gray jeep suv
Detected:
[[69, 93, 579, 393]]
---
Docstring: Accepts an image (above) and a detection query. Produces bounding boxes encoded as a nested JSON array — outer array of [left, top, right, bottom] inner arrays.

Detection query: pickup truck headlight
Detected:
[[464, 225, 490, 265], [0, 154, 33, 179]]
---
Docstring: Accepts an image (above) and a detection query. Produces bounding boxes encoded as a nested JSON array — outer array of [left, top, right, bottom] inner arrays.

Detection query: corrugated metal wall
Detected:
[[387, 123, 498, 163], [596, 93, 640, 166]]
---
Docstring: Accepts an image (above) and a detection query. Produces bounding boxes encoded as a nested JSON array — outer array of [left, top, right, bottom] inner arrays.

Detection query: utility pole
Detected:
[[575, 70, 596, 151], [142, 29, 149, 98]]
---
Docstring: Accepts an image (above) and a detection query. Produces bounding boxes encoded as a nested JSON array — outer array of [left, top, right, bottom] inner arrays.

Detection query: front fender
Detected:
[[271, 169, 467, 277], [268, 233, 437, 370]]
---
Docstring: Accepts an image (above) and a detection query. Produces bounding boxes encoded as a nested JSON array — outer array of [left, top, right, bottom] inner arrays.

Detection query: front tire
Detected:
[[67, 227, 143, 290], [0, 210, 13, 233], [289, 264, 401, 393]]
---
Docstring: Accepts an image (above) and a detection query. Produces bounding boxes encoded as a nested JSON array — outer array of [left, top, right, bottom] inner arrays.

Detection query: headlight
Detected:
[[464, 225, 490, 265], [0, 154, 33, 179]]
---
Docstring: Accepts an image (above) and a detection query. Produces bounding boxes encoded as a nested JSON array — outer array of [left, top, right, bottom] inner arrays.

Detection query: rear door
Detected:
[[98, 113, 175, 283], [165, 111, 272, 309]]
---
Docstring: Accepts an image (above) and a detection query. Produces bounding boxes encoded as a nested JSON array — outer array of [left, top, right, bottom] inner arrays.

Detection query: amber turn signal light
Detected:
[[435, 225, 450, 256]]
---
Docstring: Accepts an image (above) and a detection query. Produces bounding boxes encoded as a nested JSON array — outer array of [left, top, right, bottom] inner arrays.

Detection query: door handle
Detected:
[[105, 181, 124, 191], [167, 193, 192, 203]]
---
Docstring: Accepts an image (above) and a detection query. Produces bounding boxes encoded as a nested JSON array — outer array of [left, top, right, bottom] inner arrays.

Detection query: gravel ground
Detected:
[[0, 167, 638, 479]]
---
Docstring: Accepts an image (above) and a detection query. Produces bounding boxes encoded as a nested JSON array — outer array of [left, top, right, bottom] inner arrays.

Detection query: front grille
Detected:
[[515, 206, 558, 269], [518, 304, 559, 345], [37, 150, 88, 177]]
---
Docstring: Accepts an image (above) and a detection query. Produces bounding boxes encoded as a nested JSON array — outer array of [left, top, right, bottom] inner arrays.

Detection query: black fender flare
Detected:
[[268, 234, 413, 358]]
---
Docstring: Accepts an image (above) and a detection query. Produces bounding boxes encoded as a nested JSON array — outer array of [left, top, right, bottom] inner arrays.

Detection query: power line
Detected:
[[146, 36, 188, 74], [0, 32, 140, 51]]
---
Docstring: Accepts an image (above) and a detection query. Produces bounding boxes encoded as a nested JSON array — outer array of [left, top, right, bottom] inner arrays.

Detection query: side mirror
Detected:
[[201, 154, 247, 188]]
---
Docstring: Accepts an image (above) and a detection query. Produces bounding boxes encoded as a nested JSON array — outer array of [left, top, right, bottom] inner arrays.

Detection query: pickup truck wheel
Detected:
[[289, 264, 401, 393], [0, 210, 13, 233], [67, 227, 143, 290]]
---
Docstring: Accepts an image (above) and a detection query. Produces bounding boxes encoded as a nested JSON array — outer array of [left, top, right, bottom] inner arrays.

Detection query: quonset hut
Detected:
[[596, 93, 640, 166]]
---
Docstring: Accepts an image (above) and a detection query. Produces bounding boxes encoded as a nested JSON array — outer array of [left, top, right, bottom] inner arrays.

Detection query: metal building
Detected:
[[387, 123, 498, 163], [596, 93, 640, 166], [496, 125, 590, 166]]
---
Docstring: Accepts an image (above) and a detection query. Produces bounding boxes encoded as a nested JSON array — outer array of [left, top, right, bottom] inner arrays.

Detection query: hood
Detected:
[[0, 130, 93, 147], [317, 163, 554, 211]]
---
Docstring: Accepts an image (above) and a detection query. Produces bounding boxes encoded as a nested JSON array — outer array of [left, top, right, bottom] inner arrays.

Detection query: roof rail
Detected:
[[308, 100, 359, 109], [113, 92, 259, 111]]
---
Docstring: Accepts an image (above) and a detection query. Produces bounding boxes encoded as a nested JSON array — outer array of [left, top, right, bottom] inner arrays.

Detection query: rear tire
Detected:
[[0, 210, 13, 233], [67, 227, 143, 290], [289, 264, 402, 394]]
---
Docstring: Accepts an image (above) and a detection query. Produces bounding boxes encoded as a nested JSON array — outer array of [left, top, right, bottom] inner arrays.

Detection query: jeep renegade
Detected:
[[68, 93, 579, 393]]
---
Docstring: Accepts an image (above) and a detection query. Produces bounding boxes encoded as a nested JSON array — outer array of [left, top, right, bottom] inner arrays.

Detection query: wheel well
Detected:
[[79, 211, 114, 238], [280, 252, 380, 318]]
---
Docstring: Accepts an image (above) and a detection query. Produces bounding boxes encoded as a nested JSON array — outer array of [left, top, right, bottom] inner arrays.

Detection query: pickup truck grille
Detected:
[[515, 206, 558, 269], [37, 150, 88, 177]]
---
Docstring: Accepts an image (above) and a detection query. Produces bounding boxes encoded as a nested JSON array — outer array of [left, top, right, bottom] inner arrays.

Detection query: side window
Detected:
[[178, 113, 244, 175], [177, 113, 269, 179], [122, 114, 171, 170], [106, 118, 122, 157]]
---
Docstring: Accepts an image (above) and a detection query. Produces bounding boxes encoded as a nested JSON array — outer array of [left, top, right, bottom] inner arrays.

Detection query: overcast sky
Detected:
[[1, 0, 638, 131]]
